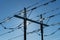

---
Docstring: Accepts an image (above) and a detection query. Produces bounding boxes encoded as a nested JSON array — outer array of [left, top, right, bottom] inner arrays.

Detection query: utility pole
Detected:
[[24, 8, 27, 40], [40, 14, 43, 40], [14, 8, 49, 40]]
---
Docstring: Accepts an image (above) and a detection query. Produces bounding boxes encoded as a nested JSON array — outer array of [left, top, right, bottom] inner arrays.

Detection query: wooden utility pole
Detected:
[[24, 8, 27, 40], [14, 7, 49, 40], [40, 14, 44, 40]]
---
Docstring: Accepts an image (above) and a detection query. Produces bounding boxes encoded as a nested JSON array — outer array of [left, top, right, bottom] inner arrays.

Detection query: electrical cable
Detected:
[[0, 0, 58, 27], [36, 7, 60, 18], [0, 0, 57, 26], [8, 27, 60, 40], [17, 0, 56, 16], [0, 17, 13, 24], [0, 8, 37, 37], [51, 22, 60, 26], [0, 10, 60, 37], [0, 23, 23, 36], [18, 1, 40, 13], [1, 11, 59, 39], [0, 0, 57, 40], [44, 28, 60, 36]]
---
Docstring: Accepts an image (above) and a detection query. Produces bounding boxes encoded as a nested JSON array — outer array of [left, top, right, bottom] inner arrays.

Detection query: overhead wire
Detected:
[[7, 13, 60, 40], [0, 0, 57, 39], [0, 16, 13, 24], [7, 7, 60, 40], [0, 1, 40, 29], [24, 13, 60, 36], [8, 27, 60, 40], [50, 22, 60, 26], [0, 0, 57, 25], [0, 0, 57, 29], [0, 21, 24, 36], [0, 6, 59, 38], [0, 10, 37, 37], [0, 1, 41, 29], [44, 27, 60, 36], [18, 1, 40, 13], [21, 0, 56, 14], [36, 7, 60, 17], [8, 0, 60, 40], [17, 0, 56, 16], [0, 6, 60, 29]]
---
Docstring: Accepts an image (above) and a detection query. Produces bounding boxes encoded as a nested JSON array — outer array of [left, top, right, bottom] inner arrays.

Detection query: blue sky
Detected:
[[0, 0, 60, 40]]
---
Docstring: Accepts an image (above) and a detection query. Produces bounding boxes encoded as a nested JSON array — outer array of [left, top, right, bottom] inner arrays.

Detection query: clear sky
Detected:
[[0, 0, 60, 40]]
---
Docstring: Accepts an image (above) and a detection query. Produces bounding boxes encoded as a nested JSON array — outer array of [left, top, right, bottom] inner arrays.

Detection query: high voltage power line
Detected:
[[0, 0, 60, 40], [8, 27, 60, 40], [0, 7, 60, 30], [7, 21, 60, 40], [0, 0, 59, 28], [0, 12, 60, 36], [7, 12, 60, 40]]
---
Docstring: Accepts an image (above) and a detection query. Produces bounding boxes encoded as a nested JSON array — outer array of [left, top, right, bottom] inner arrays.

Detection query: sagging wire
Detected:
[[8, 17, 60, 40], [9, 1, 40, 16], [37, 13, 60, 35], [0, 5, 36, 30], [0, 10, 60, 37], [0, 17, 13, 29], [24, 0, 56, 13], [51, 22, 60, 26], [28, 7, 60, 23], [36, 7, 60, 18], [27, 22, 60, 36], [28, 10, 33, 18], [8, 29, 40, 40], [39, 13, 60, 36], [38, 15, 60, 36], [0, 23, 7, 29], [0, 10, 30, 29], [18, 0, 56, 16], [0, 0, 57, 29], [0, 20, 33, 37], [0, 7, 39, 37], [0, 17, 13, 24], [0, 16, 41, 39], [0, 0, 57, 25], [29, 13, 60, 36], [0, 1, 40, 29], [41, 13, 60, 22], [4, 11, 60, 40], [44, 28, 60, 36], [0, 0, 57, 39], [39, 22, 60, 36], [8, 34, 23, 40], [1, 6, 60, 29], [16, 1, 41, 16], [0, 23, 23, 37], [0, 30, 14, 36], [18, 1, 40, 13], [8, 27, 60, 40]]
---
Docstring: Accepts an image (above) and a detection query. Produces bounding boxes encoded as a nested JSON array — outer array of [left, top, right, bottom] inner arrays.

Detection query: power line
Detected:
[[37, 7, 60, 17], [0, 9, 60, 37], [44, 28, 60, 36], [0, 0, 58, 29], [0, 17, 13, 24], [7, 21, 60, 40], [8, 27, 60, 40], [17, 0, 56, 16], [0, 0, 58, 40]]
